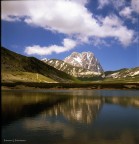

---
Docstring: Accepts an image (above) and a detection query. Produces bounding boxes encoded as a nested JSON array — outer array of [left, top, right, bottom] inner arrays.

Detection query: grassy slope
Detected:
[[1, 47, 79, 83], [1, 46, 138, 86], [1, 72, 56, 83]]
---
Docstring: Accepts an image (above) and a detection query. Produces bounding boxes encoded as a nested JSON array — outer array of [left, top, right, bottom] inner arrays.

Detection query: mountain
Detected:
[[42, 59, 101, 77], [2, 47, 138, 84], [64, 52, 104, 74], [104, 67, 139, 82], [1, 47, 78, 83]]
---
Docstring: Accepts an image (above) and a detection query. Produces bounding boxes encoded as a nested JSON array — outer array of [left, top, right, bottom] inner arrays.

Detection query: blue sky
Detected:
[[1, 0, 139, 71]]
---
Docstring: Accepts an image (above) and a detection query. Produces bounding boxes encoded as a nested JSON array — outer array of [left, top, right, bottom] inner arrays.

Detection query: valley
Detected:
[[1, 46, 139, 90]]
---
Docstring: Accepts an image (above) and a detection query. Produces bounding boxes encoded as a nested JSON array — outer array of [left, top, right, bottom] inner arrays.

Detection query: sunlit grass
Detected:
[[1, 71, 56, 83]]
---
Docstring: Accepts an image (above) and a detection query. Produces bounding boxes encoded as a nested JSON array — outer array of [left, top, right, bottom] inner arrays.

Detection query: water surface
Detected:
[[2, 90, 139, 144]]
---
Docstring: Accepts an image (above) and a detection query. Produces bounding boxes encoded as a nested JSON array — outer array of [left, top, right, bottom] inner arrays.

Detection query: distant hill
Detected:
[[104, 67, 139, 82], [1, 47, 78, 83], [70, 67, 139, 82], [2, 46, 138, 84]]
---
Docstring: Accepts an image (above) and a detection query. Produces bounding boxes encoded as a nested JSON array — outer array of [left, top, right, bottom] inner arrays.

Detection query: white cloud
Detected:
[[100, 15, 123, 26], [98, 0, 125, 9], [119, 7, 137, 23], [94, 15, 134, 46], [71, 0, 89, 5], [112, 0, 125, 10], [92, 38, 110, 47], [2, 0, 136, 55], [131, 0, 139, 13], [1, 1, 30, 21], [119, 7, 133, 18], [114, 27, 134, 46], [98, 0, 139, 14], [98, 0, 109, 9], [25, 38, 77, 55]]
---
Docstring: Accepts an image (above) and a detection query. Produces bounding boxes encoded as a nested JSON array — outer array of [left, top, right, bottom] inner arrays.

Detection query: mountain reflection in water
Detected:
[[42, 97, 102, 124], [2, 90, 139, 126], [2, 90, 139, 144]]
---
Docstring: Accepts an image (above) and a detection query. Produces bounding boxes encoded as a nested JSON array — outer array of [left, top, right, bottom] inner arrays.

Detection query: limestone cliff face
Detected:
[[64, 52, 104, 74], [42, 51, 104, 77]]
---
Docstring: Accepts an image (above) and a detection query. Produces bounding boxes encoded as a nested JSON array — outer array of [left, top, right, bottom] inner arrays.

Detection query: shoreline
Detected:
[[1, 82, 139, 90]]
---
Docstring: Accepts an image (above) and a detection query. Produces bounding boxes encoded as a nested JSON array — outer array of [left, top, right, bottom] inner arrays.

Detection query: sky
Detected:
[[1, 0, 139, 71]]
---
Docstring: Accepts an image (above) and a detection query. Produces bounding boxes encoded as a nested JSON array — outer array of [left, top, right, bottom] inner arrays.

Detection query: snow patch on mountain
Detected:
[[130, 71, 139, 76], [106, 68, 139, 79], [64, 52, 104, 74]]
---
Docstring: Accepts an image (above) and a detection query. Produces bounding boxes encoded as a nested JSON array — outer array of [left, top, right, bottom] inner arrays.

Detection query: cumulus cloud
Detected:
[[71, 0, 89, 5], [119, 7, 137, 23], [98, 0, 125, 10], [1, 0, 136, 55], [98, 0, 139, 17], [25, 38, 77, 55], [119, 7, 133, 18], [98, 0, 109, 9], [131, 0, 139, 13], [92, 38, 110, 47], [94, 15, 134, 46]]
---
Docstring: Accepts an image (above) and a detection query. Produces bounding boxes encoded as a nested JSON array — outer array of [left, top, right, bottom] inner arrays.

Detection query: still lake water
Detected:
[[2, 89, 139, 144]]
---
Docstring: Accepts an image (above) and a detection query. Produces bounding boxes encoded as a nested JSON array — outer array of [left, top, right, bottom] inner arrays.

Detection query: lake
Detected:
[[2, 89, 139, 144]]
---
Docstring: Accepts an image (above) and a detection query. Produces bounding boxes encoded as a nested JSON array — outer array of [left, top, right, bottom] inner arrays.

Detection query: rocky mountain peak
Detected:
[[71, 52, 79, 56], [64, 51, 104, 73]]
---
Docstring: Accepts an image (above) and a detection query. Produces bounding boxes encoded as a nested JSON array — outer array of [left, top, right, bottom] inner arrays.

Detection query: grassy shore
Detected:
[[1, 82, 139, 90]]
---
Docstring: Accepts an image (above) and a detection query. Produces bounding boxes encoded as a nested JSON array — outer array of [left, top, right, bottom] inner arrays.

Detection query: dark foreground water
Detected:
[[2, 90, 139, 144]]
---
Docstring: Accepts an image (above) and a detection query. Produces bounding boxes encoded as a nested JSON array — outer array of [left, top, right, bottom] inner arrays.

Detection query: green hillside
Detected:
[[1, 46, 138, 85], [1, 47, 78, 83]]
